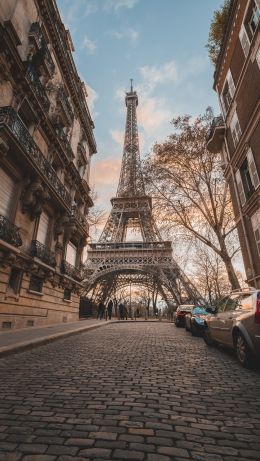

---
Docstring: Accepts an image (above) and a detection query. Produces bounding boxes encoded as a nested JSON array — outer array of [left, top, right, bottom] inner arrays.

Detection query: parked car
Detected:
[[185, 306, 213, 335], [174, 305, 194, 327], [203, 289, 260, 368]]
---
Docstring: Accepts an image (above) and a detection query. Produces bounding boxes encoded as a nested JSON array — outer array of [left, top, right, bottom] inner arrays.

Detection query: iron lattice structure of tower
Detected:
[[83, 84, 201, 306]]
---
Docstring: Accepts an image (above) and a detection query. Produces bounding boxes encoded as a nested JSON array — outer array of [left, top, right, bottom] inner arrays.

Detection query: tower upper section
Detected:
[[116, 82, 145, 197]]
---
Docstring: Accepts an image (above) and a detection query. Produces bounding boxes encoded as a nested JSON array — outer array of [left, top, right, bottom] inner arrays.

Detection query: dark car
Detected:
[[185, 306, 213, 335], [203, 289, 260, 368], [174, 304, 194, 327]]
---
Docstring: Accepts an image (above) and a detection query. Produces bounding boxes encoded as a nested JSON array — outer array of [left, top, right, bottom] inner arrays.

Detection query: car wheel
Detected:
[[235, 332, 253, 368], [203, 328, 216, 347], [191, 324, 196, 336]]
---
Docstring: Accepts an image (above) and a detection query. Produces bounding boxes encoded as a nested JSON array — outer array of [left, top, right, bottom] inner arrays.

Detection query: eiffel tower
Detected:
[[83, 82, 201, 307]]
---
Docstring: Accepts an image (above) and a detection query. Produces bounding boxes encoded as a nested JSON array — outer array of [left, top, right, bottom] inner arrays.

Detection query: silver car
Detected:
[[203, 289, 260, 368]]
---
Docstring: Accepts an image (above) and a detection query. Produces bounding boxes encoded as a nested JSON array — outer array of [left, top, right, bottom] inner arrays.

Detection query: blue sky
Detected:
[[57, 0, 223, 212]]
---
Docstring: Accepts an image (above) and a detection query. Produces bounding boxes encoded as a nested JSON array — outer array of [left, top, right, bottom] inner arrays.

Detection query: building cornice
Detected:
[[35, 0, 97, 154]]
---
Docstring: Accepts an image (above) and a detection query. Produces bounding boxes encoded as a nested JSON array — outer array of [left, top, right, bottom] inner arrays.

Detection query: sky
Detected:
[[57, 0, 223, 220]]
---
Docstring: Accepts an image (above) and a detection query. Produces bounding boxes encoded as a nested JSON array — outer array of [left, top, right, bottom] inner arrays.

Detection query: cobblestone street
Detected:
[[0, 322, 260, 461]]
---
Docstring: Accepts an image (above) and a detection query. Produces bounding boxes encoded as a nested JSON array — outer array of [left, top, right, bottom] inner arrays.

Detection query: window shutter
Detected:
[[37, 212, 49, 244], [227, 69, 235, 97], [239, 25, 250, 57], [247, 147, 260, 189], [66, 242, 77, 266], [256, 46, 260, 69], [235, 169, 246, 206], [0, 168, 16, 218]]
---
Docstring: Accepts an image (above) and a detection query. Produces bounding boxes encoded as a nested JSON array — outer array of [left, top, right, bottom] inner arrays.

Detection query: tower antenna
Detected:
[[130, 78, 133, 92]]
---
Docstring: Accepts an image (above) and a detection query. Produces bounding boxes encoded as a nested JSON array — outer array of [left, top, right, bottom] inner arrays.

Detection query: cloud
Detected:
[[104, 0, 139, 11], [82, 35, 96, 54], [110, 130, 125, 145], [138, 98, 171, 133], [108, 28, 139, 42], [139, 60, 178, 94], [91, 158, 121, 187]]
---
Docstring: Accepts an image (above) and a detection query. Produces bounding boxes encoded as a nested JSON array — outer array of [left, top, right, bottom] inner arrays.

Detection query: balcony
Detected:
[[25, 62, 50, 113], [71, 205, 89, 234], [61, 260, 82, 281], [207, 116, 225, 153], [28, 22, 55, 79], [0, 215, 22, 247], [54, 123, 74, 162], [57, 88, 74, 126], [0, 107, 71, 206], [31, 240, 56, 267]]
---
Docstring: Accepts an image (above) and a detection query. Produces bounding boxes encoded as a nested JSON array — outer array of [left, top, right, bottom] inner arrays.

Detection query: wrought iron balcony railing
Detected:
[[57, 88, 74, 124], [0, 215, 22, 247], [29, 22, 55, 78], [31, 240, 56, 267], [26, 62, 50, 112], [71, 205, 88, 232], [0, 107, 71, 206], [61, 259, 82, 281], [54, 123, 74, 161]]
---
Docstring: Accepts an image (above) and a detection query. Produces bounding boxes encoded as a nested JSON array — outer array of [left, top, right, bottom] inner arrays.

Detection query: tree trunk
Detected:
[[222, 255, 240, 290]]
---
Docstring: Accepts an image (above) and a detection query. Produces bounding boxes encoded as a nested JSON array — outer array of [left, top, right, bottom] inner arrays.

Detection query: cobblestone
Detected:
[[0, 323, 260, 460]]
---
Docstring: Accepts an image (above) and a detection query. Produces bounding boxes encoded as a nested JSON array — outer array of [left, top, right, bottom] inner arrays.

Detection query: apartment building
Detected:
[[207, 0, 260, 287], [0, 0, 96, 328]]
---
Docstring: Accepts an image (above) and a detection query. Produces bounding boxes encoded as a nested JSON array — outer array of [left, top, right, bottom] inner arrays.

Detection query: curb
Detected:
[[0, 321, 114, 359]]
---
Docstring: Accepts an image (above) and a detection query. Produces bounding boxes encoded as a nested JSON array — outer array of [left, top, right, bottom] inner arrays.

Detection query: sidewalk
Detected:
[[0, 318, 112, 357]]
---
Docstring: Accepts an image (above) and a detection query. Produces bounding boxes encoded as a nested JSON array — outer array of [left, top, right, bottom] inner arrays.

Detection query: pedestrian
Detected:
[[107, 299, 113, 320], [97, 301, 105, 320], [118, 302, 124, 320], [124, 305, 128, 320]]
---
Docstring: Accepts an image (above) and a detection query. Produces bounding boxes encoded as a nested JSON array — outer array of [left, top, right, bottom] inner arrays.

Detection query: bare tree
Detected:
[[144, 110, 240, 290], [88, 187, 107, 240]]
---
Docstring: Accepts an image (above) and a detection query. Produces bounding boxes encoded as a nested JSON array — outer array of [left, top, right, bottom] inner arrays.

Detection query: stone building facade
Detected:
[[207, 0, 260, 287], [0, 0, 96, 329]]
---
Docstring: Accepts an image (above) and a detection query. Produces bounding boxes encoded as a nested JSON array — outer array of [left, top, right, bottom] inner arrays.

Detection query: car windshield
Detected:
[[193, 307, 208, 315]]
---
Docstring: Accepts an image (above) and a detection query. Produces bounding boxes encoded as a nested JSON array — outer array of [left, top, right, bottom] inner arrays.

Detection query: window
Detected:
[[37, 211, 50, 245], [248, 0, 260, 37], [66, 242, 77, 266], [29, 274, 43, 293], [240, 157, 254, 199], [64, 288, 71, 300], [240, 1, 260, 54], [251, 208, 260, 256], [235, 148, 259, 205], [8, 268, 23, 295], [221, 69, 236, 115], [0, 168, 16, 218], [239, 24, 250, 57], [230, 112, 242, 147], [2, 321, 12, 329], [247, 147, 260, 189], [27, 320, 34, 327]]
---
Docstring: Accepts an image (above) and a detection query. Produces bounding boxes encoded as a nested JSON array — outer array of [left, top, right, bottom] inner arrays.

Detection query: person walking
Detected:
[[107, 299, 113, 320], [97, 301, 105, 320], [118, 302, 124, 320], [124, 305, 128, 320]]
